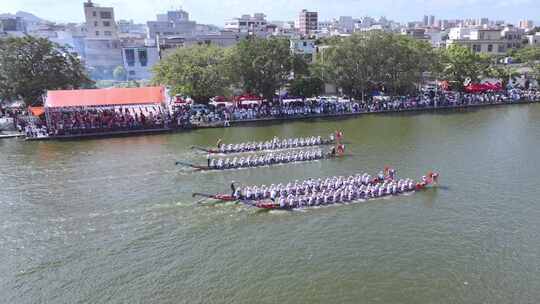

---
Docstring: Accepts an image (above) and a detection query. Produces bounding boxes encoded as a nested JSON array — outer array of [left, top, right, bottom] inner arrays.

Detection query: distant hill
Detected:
[[0, 11, 45, 23], [16, 11, 44, 22]]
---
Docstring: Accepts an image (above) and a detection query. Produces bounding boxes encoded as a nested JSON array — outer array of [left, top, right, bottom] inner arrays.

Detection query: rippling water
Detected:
[[2, 104, 540, 303]]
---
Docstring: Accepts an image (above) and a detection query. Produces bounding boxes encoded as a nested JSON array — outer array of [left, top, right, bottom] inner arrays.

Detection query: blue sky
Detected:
[[2, 0, 539, 25]]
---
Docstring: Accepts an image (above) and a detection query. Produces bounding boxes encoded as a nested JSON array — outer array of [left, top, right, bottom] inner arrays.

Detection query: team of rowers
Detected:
[[212, 135, 334, 154], [230, 169, 438, 209], [207, 149, 326, 170]]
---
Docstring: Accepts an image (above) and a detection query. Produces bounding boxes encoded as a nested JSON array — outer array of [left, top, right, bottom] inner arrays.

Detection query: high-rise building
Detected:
[[519, 20, 534, 30], [338, 16, 355, 33], [298, 9, 318, 35], [429, 15, 435, 26], [423, 15, 429, 26], [83, 0, 117, 39]]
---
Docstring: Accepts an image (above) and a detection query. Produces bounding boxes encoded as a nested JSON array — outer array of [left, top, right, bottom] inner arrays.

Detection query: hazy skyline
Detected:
[[1, 0, 538, 25]]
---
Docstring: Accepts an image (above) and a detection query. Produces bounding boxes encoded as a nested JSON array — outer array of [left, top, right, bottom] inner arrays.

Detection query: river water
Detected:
[[1, 104, 540, 303]]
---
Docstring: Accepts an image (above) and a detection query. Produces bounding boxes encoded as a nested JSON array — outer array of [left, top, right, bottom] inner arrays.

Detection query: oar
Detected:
[[192, 192, 215, 199], [175, 161, 196, 168], [193, 193, 218, 204], [191, 146, 212, 153]]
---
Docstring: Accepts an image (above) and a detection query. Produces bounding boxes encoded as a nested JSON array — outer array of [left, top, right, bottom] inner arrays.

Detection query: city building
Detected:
[[423, 15, 429, 27], [83, 0, 123, 79], [117, 19, 147, 35], [121, 45, 159, 80], [298, 9, 318, 35], [519, 20, 534, 30], [429, 15, 435, 27], [525, 33, 540, 46], [290, 38, 316, 62], [147, 9, 197, 40], [446, 28, 506, 55], [224, 13, 267, 33], [157, 31, 244, 58], [83, 0, 117, 38], [501, 25, 524, 50], [338, 16, 355, 33], [0, 16, 27, 37], [401, 28, 429, 40], [425, 29, 446, 48]]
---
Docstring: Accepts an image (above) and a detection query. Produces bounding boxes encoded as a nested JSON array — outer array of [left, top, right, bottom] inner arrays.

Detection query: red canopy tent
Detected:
[[465, 82, 502, 93], [234, 94, 263, 106], [45, 87, 166, 108]]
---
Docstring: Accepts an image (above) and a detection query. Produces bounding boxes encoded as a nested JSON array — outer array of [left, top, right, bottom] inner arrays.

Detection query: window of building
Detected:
[[125, 49, 135, 67], [472, 44, 481, 52], [104, 31, 112, 36], [138, 49, 148, 67], [94, 21, 98, 26], [129, 71, 136, 76], [95, 31, 99, 36], [103, 21, 110, 27], [487, 44, 493, 52], [100, 11, 112, 19], [498, 45, 505, 53], [92, 11, 96, 17]]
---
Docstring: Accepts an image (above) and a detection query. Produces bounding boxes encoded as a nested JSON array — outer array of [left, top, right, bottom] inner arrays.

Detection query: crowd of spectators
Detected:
[[19, 88, 540, 138], [184, 89, 540, 124], [45, 106, 169, 136]]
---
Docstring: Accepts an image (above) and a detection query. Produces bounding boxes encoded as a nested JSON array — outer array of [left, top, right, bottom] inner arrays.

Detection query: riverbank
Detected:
[[0, 131, 24, 139], [24, 98, 539, 141]]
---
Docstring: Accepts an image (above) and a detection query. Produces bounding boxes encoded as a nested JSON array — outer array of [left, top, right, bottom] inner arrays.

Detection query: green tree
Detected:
[[533, 64, 540, 84], [113, 65, 127, 81], [512, 46, 540, 63], [152, 45, 231, 103], [288, 75, 324, 98], [229, 37, 294, 102], [0, 36, 93, 106], [438, 44, 491, 91], [318, 32, 435, 98]]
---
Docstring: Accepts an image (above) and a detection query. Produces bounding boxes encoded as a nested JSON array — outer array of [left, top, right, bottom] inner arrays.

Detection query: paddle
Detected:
[[191, 146, 210, 152], [192, 192, 214, 199], [175, 161, 195, 168]]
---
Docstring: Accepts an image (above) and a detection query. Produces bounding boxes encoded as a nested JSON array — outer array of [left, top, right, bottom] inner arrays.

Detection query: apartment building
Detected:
[[298, 9, 318, 35]]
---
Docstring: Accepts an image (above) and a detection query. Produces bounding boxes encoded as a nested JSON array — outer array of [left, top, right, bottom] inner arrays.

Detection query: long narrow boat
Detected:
[[191, 134, 339, 154], [248, 172, 439, 210], [176, 149, 343, 171], [191, 168, 436, 203]]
